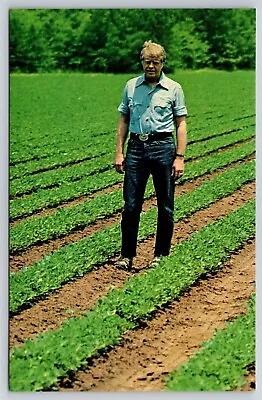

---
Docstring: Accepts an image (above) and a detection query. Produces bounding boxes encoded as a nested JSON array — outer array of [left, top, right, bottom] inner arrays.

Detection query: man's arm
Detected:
[[114, 113, 130, 173], [172, 116, 187, 178]]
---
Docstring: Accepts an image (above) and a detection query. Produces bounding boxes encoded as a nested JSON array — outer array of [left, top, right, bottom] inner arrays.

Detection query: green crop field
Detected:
[[9, 70, 256, 392]]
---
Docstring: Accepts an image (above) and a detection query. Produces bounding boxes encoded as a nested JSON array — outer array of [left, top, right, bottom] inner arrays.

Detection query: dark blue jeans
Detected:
[[121, 136, 176, 259]]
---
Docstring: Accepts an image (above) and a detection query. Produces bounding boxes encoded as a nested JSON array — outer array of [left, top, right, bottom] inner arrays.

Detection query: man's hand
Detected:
[[172, 158, 184, 179], [115, 153, 125, 173]]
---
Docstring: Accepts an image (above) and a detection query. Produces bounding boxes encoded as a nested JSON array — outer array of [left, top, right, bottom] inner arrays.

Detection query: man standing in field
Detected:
[[114, 40, 187, 271]]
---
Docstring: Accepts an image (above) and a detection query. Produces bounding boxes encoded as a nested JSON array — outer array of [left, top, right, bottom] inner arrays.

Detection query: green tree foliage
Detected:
[[170, 17, 210, 70], [9, 8, 256, 72], [79, 9, 180, 72], [189, 8, 256, 69], [10, 10, 46, 72]]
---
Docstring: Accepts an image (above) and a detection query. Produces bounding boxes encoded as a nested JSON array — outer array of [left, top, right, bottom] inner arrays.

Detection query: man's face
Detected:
[[142, 52, 164, 82]]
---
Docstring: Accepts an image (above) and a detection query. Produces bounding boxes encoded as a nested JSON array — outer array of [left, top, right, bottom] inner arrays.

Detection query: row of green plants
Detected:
[[10, 100, 254, 166], [10, 134, 115, 180], [10, 168, 120, 218], [9, 200, 255, 391], [10, 114, 254, 181], [10, 159, 255, 313], [186, 125, 254, 159], [188, 117, 254, 143], [10, 101, 253, 158], [10, 128, 254, 220], [10, 152, 112, 198], [10, 140, 255, 254], [165, 294, 255, 391], [10, 125, 115, 166], [10, 122, 254, 199]]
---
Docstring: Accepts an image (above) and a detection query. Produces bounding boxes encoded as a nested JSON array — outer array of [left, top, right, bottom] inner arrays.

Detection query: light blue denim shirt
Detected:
[[118, 72, 187, 134]]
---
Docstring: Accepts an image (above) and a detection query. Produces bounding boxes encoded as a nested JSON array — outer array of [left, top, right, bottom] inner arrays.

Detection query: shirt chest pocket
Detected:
[[128, 98, 142, 121], [153, 98, 172, 121]]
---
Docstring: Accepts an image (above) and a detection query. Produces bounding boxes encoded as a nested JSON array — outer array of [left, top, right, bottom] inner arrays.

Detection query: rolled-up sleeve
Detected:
[[118, 84, 129, 115], [173, 85, 188, 117]]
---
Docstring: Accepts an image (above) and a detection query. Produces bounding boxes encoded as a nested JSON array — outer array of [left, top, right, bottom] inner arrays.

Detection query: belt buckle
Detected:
[[139, 133, 149, 141]]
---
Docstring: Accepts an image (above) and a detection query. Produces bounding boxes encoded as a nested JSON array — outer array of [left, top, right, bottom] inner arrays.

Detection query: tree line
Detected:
[[9, 8, 256, 73]]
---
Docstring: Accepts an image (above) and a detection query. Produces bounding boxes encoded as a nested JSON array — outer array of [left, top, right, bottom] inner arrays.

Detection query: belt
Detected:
[[130, 132, 173, 142]]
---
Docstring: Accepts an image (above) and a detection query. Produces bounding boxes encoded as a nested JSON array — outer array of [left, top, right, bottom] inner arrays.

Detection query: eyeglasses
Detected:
[[142, 59, 163, 66]]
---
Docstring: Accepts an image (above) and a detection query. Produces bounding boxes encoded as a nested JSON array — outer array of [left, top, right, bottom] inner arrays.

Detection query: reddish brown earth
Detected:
[[9, 152, 256, 391]]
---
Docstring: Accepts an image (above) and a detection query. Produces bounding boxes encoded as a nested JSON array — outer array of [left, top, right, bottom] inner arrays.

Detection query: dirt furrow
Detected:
[[10, 181, 123, 228], [9, 181, 255, 349], [237, 363, 256, 391], [57, 239, 255, 392], [9, 156, 254, 272]]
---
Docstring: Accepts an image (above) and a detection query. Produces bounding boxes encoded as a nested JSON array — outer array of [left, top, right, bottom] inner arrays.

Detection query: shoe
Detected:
[[115, 256, 132, 271], [150, 256, 161, 268]]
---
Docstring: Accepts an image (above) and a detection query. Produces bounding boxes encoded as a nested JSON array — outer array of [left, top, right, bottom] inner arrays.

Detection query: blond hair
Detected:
[[140, 40, 166, 62]]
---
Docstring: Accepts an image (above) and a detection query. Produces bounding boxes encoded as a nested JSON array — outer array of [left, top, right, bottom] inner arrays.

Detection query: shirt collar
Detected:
[[135, 72, 169, 89]]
